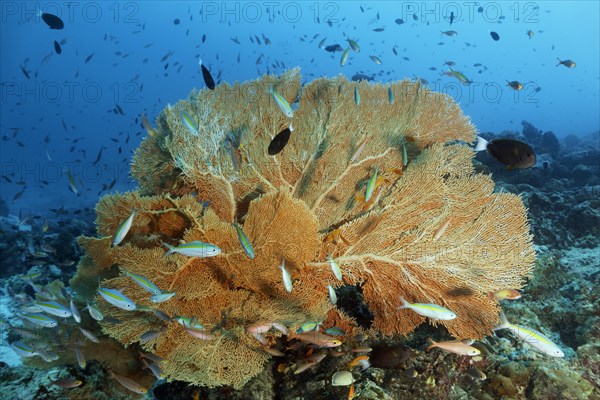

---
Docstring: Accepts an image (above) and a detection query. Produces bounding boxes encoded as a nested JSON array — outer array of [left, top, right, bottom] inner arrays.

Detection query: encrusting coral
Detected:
[[71, 69, 535, 388]]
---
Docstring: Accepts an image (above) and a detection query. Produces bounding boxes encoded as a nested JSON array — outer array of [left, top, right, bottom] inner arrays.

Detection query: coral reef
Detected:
[[69, 70, 536, 388]]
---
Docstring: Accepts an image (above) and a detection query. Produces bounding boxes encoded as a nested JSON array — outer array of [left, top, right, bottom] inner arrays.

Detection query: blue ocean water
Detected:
[[0, 1, 599, 399], [1, 1, 598, 210]]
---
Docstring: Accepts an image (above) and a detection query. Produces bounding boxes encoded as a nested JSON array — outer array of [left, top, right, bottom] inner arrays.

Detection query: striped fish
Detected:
[[388, 87, 394, 104], [122, 269, 161, 295], [70, 299, 81, 323], [162, 241, 221, 258], [33, 300, 72, 318], [365, 166, 378, 202], [354, 87, 360, 106], [175, 316, 204, 330], [86, 303, 104, 321], [150, 291, 176, 303], [10, 341, 37, 357], [233, 222, 255, 259], [180, 111, 199, 136], [270, 85, 293, 118], [340, 47, 350, 66], [22, 313, 58, 328], [495, 310, 564, 357], [112, 210, 136, 247], [398, 296, 457, 320], [98, 287, 136, 311]]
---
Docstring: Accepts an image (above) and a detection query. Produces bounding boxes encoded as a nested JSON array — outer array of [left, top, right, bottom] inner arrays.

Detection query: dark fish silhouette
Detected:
[[42, 13, 64, 30], [198, 58, 215, 90], [53, 40, 62, 54], [475, 136, 536, 169], [490, 31, 500, 41], [268, 124, 294, 155], [324, 44, 343, 53], [351, 73, 374, 82]]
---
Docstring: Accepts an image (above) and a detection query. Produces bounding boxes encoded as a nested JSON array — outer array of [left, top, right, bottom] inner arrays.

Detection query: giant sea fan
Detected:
[[71, 69, 535, 388]]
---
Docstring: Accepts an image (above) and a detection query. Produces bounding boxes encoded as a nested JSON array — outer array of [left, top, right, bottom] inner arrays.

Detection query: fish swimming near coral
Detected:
[[426, 338, 480, 356], [474, 136, 536, 169], [268, 123, 294, 155], [398, 296, 457, 320], [199, 58, 216, 90], [162, 241, 221, 257], [98, 287, 136, 311], [233, 221, 255, 259], [270, 85, 294, 118], [279, 258, 293, 292], [494, 310, 564, 357], [122, 269, 162, 295], [112, 210, 136, 247]]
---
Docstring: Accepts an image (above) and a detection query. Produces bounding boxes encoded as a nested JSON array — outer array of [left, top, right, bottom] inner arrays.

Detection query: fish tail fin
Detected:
[[398, 296, 409, 309], [556, 58, 561, 66], [494, 309, 511, 331], [289, 122, 294, 132], [162, 242, 175, 256], [426, 337, 437, 351], [269, 84, 274, 95], [474, 136, 488, 152], [198, 57, 203, 67]]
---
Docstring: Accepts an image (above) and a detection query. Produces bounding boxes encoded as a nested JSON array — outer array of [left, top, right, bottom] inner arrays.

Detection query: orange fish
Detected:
[[488, 289, 521, 301], [348, 383, 355, 400]]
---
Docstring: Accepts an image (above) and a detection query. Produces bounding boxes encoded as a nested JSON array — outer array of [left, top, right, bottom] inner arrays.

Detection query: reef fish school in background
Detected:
[[41, 13, 64, 29], [474, 136, 536, 170]]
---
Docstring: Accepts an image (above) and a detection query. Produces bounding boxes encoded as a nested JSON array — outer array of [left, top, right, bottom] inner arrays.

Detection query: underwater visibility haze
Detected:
[[0, 1, 599, 399]]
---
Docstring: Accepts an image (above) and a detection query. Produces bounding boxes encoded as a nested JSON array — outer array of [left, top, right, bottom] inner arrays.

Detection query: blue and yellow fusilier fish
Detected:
[[122, 269, 161, 295], [10, 341, 37, 358], [233, 221, 255, 259], [495, 310, 564, 357], [347, 38, 360, 52], [180, 111, 199, 136], [175, 316, 204, 330], [270, 85, 294, 118], [398, 296, 457, 320], [365, 166, 378, 202], [150, 291, 176, 303], [70, 299, 81, 323], [162, 241, 221, 258], [33, 300, 72, 318], [112, 210, 137, 247], [354, 87, 360, 106], [22, 313, 58, 328], [98, 287, 136, 311], [86, 302, 104, 321], [340, 47, 350, 66]]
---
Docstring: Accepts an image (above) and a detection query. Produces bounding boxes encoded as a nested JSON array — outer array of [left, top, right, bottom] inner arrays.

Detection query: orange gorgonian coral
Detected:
[[71, 69, 534, 388]]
